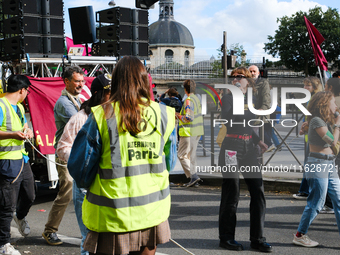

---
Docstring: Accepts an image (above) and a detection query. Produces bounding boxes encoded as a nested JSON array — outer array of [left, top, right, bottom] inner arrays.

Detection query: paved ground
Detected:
[[9, 185, 340, 255]]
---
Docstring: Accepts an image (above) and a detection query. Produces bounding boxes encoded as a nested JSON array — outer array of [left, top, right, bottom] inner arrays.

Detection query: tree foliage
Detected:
[[227, 43, 249, 67], [211, 43, 250, 77], [264, 6, 340, 76]]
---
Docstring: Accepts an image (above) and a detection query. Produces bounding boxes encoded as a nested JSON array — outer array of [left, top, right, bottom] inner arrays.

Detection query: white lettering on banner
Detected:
[[213, 119, 299, 128], [213, 84, 311, 116]]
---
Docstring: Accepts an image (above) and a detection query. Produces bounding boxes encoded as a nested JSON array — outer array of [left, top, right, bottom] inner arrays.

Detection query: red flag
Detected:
[[304, 16, 328, 71], [26, 77, 94, 154]]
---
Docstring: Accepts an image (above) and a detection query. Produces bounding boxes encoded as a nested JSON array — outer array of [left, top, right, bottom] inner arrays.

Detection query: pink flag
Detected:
[[66, 36, 92, 56], [304, 16, 328, 71]]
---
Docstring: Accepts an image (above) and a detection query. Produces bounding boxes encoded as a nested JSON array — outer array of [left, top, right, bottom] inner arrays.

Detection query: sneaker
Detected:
[[320, 205, 334, 214], [13, 213, 30, 237], [293, 193, 308, 200], [293, 234, 319, 247], [265, 144, 276, 153], [0, 243, 21, 255], [42, 232, 63, 245], [183, 177, 201, 187]]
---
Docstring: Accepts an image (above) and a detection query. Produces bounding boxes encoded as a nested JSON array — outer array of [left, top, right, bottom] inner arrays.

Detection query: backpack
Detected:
[[169, 97, 182, 113]]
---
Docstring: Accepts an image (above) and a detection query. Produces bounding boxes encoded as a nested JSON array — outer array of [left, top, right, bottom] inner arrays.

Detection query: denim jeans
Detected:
[[73, 181, 89, 255], [298, 178, 309, 195], [298, 143, 310, 195], [297, 155, 340, 235]]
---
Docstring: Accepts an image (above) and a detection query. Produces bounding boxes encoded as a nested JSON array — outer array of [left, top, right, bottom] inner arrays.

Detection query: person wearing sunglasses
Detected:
[[218, 67, 272, 252], [0, 75, 35, 255]]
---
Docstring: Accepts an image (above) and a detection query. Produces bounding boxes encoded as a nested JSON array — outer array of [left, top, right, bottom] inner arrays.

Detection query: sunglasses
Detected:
[[231, 75, 247, 81]]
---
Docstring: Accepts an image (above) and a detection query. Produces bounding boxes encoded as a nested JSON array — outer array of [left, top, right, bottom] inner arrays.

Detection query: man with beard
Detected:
[[42, 66, 84, 245]]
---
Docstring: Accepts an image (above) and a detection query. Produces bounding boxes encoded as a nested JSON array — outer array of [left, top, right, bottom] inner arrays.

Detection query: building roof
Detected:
[[149, 0, 194, 47]]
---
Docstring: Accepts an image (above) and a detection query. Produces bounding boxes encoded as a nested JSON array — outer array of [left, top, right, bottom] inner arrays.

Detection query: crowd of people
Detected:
[[2, 58, 340, 254]]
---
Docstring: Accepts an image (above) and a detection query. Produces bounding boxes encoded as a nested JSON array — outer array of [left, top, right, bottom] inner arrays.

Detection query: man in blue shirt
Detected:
[[42, 66, 84, 246], [0, 75, 35, 255]]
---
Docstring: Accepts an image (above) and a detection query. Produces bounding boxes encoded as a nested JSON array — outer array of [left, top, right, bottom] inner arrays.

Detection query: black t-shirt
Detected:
[[220, 93, 260, 144]]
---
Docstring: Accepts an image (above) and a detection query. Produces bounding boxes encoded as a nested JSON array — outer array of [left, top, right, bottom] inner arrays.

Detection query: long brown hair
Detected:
[[105, 56, 150, 135], [303, 76, 323, 95], [307, 91, 335, 124]]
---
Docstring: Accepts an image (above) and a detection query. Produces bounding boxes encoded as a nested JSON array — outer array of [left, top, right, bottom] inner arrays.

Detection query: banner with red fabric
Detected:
[[26, 77, 94, 155], [304, 16, 328, 71]]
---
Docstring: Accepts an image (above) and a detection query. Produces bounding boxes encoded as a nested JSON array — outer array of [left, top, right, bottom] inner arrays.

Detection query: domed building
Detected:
[[149, 0, 195, 68]]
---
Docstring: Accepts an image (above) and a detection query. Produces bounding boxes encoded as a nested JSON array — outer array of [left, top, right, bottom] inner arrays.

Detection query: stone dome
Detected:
[[149, 20, 194, 46], [149, 0, 194, 47]]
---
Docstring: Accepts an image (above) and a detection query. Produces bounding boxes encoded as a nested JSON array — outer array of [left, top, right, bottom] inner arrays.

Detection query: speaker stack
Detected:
[[0, 0, 64, 61], [93, 7, 149, 58]]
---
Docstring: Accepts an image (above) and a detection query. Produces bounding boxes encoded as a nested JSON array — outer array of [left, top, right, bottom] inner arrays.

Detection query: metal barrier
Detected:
[[264, 113, 304, 166], [209, 110, 304, 167]]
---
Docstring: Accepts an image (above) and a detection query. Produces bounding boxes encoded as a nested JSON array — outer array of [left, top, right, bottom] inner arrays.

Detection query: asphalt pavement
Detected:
[[10, 186, 340, 255]]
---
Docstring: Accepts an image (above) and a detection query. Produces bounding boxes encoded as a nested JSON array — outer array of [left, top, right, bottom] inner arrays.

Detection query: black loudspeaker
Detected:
[[2, 36, 43, 59], [45, 37, 64, 54], [99, 41, 132, 56], [0, 0, 64, 60], [43, 18, 64, 35], [0, 40, 4, 59], [2, 0, 41, 15], [96, 7, 131, 23], [132, 26, 148, 41], [138, 10, 148, 24], [132, 42, 148, 56], [3, 16, 42, 34], [97, 24, 132, 41], [69, 6, 96, 45], [43, 0, 63, 16]]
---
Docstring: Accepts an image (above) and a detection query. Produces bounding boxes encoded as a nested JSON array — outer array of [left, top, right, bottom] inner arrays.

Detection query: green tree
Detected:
[[264, 6, 340, 76], [228, 43, 249, 66], [211, 43, 249, 77]]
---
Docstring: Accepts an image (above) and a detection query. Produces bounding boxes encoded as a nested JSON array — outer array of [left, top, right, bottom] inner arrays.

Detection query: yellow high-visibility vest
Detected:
[[83, 100, 175, 232], [179, 94, 204, 137], [0, 98, 27, 160]]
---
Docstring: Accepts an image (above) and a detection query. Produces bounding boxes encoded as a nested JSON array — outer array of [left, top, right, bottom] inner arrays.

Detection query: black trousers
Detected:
[[0, 163, 35, 246], [218, 137, 266, 243]]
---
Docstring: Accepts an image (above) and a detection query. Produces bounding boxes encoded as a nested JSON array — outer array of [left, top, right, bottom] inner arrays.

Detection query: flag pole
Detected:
[[323, 70, 328, 85], [317, 66, 324, 90]]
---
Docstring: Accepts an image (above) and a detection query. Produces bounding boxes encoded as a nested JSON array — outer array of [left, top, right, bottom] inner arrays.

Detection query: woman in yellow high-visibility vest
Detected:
[[68, 56, 177, 255]]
